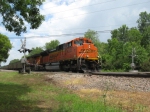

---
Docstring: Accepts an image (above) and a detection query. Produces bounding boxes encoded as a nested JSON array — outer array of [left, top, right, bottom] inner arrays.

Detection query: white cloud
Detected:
[[1, 0, 150, 66]]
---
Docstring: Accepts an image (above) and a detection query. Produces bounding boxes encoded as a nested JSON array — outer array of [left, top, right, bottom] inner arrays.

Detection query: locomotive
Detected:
[[1, 37, 101, 73]]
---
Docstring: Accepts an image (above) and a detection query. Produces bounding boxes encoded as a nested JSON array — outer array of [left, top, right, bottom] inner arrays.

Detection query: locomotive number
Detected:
[[80, 49, 95, 53]]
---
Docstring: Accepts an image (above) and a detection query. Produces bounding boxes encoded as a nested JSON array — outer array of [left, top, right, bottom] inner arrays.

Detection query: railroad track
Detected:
[[90, 72, 150, 78], [32, 71, 150, 78], [1, 69, 150, 78]]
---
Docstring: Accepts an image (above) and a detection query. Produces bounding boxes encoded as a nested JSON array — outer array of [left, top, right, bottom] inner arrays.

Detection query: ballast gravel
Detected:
[[46, 72, 150, 92]]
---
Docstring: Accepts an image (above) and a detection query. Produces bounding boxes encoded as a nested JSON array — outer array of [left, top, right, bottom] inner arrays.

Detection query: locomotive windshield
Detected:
[[74, 39, 83, 46]]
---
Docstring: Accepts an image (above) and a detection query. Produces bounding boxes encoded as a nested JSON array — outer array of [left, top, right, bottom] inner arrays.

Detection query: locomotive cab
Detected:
[[73, 37, 100, 72], [59, 37, 100, 72]]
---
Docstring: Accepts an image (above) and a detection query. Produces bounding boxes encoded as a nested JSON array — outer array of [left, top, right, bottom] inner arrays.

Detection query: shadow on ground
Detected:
[[0, 83, 52, 112]]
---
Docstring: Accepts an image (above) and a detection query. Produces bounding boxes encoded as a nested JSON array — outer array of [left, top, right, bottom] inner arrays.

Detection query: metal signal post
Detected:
[[130, 48, 137, 70], [20, 38, 26, 73], [18, 38, 32, 74]]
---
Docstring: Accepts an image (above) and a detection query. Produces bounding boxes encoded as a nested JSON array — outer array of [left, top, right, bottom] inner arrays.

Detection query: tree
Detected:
[[28, 47, 43, 56], [141, 26, 150, 49], [84, 29, 100, 44], [137, 11, 150, 33], [123, 42, 148, 70], [106, 38, 123, 69], [111, 25, 129, 43], [128, 28, 142, 44], [141, 59, 150, 71], [9, 59, 20, 64], [0, 0, 45, 35], [84, 29, 102, 52], [105, 24, 148, 71], [137, 11, 150, 52], [44, 40, 60, 50], [0, 33, 12, 62]]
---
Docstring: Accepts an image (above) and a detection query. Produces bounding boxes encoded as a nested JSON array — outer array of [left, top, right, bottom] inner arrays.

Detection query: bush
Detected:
[[123, 63, 131, 71], [141, 59, 150, 71]]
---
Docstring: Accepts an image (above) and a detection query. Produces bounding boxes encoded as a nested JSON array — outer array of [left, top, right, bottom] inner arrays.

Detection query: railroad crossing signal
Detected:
[[130, 48, 137, 70], [18, 38, 32, 73]]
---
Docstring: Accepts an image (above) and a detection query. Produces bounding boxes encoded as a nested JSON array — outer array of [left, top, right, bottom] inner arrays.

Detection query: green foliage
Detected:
[[101, 54, 114, 70], [106, 38, 124, 69], [141, 26, 150, 49], [84, 29, 100, 44], [9, 59, 20, 64], [141, 59, 150, 71], [137, 11, 150, 33], [103, 20, 149, 71], [0, 0, 45, 35], [111, 25, 142, 44], [28, 47, 43, 56], [137, 12, 150, 56], [133, 45, 148, 66], [111, 25, 129, 43], [44, 40, 60, 50], [98, 42, 108, 54], [145, 44, 150, 56], [128, 28, 142, 44], [0, 34, 12, 62], [123, 63, 130, 71]]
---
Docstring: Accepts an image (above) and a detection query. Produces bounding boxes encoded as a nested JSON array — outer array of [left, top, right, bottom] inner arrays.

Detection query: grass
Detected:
[[101, 69, 125, 72], [75, 88, 150, 112], [0, 71, 125, 112]]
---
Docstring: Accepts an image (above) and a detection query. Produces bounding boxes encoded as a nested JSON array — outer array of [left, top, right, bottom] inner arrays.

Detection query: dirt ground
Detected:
[[43, 72, 150, 112]]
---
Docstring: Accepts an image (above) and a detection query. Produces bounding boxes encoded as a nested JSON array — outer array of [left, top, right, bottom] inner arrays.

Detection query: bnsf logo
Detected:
[[80, 49, 95, 53]]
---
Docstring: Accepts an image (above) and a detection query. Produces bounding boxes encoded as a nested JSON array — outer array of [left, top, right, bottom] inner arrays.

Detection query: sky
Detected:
[[0, 0, 150, 66]]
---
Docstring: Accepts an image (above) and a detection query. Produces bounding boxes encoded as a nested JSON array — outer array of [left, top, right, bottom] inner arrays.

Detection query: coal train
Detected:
[[1, 37, 101, 73]]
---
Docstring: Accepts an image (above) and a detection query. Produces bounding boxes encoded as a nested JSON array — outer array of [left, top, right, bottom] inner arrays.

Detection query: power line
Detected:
[[45, 1, 150, 21], [43, 0, 116, 14], [32, 22, 137, 32], [8, 22, 138, 39], [2, 22, 137, 39], [43, 0, 81, 9], [8, 30, 111, 39]]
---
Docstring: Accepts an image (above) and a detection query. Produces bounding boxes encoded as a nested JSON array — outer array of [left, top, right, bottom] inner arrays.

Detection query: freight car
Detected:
[[27, 37, 101, 72], [0, 60, 32, 73], [1, 37, 101, 73]]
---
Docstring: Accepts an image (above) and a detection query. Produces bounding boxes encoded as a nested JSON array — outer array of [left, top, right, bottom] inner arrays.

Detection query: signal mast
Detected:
[[20, 37, 26, 73]]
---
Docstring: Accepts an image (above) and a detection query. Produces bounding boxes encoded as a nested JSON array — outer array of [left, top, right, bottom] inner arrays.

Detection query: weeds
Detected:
[[1, 71, 145, 112], [0, 71, 117, 111]]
